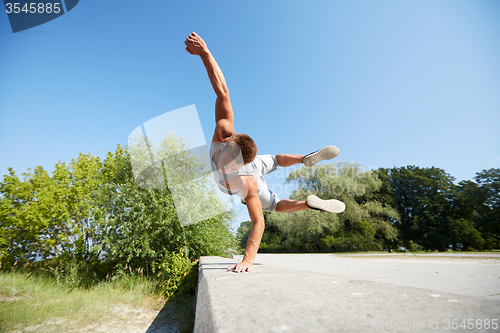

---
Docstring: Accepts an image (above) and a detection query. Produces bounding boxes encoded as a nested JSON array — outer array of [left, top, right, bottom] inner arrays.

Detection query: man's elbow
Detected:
[[217, 89, 230, 99]]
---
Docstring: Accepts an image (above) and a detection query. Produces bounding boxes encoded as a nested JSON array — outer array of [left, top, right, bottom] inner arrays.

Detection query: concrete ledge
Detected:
[[194, 254, 500, 333]]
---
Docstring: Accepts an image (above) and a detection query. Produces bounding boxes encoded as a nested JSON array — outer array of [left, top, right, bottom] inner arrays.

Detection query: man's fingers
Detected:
[[235, 265, 249, 273], [228, 263, 251, 273]]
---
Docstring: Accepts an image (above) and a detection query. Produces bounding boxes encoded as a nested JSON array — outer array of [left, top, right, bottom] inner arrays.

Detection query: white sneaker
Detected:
[[303, 146, 339, 167], [306, 195, 345, 214]]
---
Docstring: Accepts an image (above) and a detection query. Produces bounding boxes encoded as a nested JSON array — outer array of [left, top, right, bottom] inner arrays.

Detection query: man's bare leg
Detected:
[[275, 154, 309, 212], [277, 146, 340, 168], [276, 199, 309, 213], [274, 152, 345, 214], [276, 154, 305, 167]]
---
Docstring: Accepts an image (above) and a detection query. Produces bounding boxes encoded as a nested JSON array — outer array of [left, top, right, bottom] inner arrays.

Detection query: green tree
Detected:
[[0, 165, 75, 265], [251, 162, 399, 252], [473, 168, 500, 248], [64, 153, 107, 262], [387, 166, 458, 251], [96, 136, 238, 284], [448, 180, 486, 250]]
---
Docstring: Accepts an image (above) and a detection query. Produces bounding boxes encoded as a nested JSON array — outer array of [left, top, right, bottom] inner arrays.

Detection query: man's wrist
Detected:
[[242, 257, 253, 265], [199, 49, 211, 59]]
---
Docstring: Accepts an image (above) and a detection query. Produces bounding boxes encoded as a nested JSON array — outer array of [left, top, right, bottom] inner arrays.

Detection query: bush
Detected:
[[154, 249, 198, 297]]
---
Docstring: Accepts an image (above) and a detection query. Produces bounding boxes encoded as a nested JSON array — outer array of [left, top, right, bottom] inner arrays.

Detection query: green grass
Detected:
[[0, 270, 195, 332]]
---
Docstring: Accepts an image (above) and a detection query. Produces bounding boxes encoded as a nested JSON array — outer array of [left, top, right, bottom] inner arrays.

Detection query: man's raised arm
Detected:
[[185, 32, 234, 135]]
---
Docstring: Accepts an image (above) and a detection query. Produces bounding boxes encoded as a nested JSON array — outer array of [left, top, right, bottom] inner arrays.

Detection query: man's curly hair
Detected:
[[226, 133, 257, 165]]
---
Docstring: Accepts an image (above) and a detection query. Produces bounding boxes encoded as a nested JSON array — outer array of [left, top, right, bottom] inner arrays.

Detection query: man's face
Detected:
[[217, 148, 244, 174]]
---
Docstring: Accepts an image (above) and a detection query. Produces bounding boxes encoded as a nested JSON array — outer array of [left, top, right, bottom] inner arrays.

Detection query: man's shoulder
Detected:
[[212, 120, 234, 143], [210, 141, 225, 151]]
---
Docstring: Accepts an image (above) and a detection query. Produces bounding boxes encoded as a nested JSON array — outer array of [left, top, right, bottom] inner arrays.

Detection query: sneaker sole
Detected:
[[306, 195, 345, 214], [303, 146, 340, 167]]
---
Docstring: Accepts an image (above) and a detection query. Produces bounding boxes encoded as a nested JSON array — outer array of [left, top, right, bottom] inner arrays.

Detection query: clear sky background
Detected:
[[1, 0, 499, 230]]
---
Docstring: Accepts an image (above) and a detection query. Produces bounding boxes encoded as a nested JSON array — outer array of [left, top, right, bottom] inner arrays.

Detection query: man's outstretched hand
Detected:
[[185, 32, 209, 56], [228, 260, 253, 273]]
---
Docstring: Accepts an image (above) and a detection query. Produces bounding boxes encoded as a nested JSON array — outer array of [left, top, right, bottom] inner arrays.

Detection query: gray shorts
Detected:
[[242, 154, 280, 212]]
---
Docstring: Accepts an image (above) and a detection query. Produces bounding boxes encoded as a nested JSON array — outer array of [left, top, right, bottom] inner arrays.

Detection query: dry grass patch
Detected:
[[0, 271, 194, 333]]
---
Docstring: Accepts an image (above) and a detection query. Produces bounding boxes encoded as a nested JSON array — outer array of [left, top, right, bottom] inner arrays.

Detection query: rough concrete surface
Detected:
[[194, 253, 500, 333]]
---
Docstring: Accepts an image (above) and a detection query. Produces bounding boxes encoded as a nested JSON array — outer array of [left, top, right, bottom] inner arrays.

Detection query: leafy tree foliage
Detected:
[[0, 137, 238, 296], [0, 166, 64, 264], [237, 164, 499, 253], [378, 166, 499, 251], [473, 168, 500, 248], [97, 147, 237, 272], [237, 162, 399, 252], [384, 166, 458, 251]]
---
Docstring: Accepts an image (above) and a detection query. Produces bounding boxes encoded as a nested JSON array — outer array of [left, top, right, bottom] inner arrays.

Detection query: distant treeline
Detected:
[[237, 164, 499, 252]]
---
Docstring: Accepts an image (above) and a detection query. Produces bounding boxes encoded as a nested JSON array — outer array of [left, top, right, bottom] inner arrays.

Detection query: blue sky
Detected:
[[1, 0, 499, 229]]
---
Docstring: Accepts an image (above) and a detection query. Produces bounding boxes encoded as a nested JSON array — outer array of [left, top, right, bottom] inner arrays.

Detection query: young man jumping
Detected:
[[185, 32, 345, 273]]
